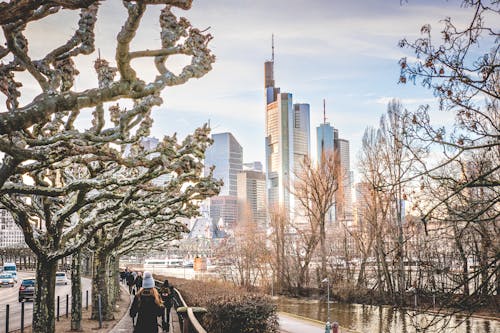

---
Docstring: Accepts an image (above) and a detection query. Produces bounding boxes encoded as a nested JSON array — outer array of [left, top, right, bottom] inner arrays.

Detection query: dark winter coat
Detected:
[[159, 285, 175, 308], [134, 275, 143, 289], [130, 289, 164, 333], [126, 274, 135, 286]]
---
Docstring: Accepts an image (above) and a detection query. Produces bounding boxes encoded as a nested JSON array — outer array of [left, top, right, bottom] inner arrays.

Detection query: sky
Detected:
[[8, 0, 477, 179]]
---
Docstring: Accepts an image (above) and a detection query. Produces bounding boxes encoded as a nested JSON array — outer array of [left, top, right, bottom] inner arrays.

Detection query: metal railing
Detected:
[[0, 290, 90, 333], [154, 279, 207, 333]]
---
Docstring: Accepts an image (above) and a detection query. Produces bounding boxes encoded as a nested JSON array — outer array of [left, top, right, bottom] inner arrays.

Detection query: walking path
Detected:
[[279, 312, 360, 333]]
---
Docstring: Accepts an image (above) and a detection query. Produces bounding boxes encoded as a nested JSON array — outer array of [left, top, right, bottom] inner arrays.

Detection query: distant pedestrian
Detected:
[[134, 272, 143, 294], [126, 272, 136, 294], [130, 271, 164, 333], [159, 279, 174, 332]]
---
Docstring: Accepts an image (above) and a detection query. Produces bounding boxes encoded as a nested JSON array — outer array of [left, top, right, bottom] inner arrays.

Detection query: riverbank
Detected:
[[276, 295, 499, 333], [278, 282, 499, 322]]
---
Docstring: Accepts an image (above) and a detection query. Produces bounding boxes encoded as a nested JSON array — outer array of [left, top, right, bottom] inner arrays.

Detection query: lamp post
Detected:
[[322, 277, 331, 333]]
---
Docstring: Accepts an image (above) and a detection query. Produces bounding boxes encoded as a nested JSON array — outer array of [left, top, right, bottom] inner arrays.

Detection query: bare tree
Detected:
[[289, 154, 339, 285], [0, 2, 215, 333], [398, 0, 499, 314], [267, 205, 292, 294], [215, 218, 269, 289], [398, 0, 499, 223]]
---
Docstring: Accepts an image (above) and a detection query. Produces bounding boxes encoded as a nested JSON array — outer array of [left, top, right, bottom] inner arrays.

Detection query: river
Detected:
[[277, 298, 499, 333]]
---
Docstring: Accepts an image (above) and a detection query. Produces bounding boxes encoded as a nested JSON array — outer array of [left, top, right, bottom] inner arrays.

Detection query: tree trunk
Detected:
[[320, 218, 327, 280], [91, 251, 114, 320], [33, 258, 57, 333], [357, 257, 367, 287], [71, 250, 82, 331], [108, 255, 120, 309]]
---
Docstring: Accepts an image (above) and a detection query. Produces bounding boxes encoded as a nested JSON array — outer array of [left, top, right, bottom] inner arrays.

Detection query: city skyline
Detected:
[[13, 1, 475, 182]]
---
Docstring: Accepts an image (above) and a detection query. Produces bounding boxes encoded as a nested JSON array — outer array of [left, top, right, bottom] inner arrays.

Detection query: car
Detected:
[[0, 273, 15, 287], [182, 260, 194, 268], [56, 272, 69, 285], [3, 263, 17, 282], [18, 278, 36, 302]]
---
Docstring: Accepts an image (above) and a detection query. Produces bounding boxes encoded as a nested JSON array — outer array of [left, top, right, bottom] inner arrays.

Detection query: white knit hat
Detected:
[[142, 271, 154, 289]]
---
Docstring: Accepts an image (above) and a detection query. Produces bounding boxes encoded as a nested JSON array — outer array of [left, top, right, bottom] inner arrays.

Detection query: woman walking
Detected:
[[130, 271, 164, 333]]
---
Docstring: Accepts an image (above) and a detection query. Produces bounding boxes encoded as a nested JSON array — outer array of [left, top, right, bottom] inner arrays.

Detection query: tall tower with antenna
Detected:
[[264, 36, 310, 220]]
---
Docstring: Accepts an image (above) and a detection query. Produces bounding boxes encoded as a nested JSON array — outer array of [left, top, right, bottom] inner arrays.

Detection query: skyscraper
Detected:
[[204, 132, 243, 229], [316, 120, 353, 223], [264, 47, 310, 218], [237, 170, 266, 228], [336, 138, 353, 221], [316, 122, 335, 164], [205, 132, 243, 196]]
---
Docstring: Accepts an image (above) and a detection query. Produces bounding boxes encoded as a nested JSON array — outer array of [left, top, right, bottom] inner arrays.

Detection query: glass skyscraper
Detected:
[[204, 132, 243, 229], [204, 132, 243, 196], [264, 55, 310, 218], [316, 122, 353, 223]]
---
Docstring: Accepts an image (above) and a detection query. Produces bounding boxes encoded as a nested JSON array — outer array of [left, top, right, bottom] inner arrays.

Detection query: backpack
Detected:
[[127, 274, 135, 286]]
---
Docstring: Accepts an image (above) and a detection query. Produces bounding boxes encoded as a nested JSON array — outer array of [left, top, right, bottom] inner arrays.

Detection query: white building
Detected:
[[0, 207, 25, 248]]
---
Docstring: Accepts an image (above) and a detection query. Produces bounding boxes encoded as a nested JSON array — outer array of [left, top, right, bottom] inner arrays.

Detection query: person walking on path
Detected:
[[134, 272, 143, 294], [130, 271, 164, 333], [126, 271, 135, 294], [159, 279, 174, 332]]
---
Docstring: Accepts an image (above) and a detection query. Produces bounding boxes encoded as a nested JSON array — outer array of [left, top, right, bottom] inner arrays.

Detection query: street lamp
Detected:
[[321, 277, 331, 333]]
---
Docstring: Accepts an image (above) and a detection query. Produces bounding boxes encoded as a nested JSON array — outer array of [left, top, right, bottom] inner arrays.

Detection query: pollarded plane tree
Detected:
[[0, 2, 215, 333], [86, 129, 220, 321], [398, 0, 499, 312]]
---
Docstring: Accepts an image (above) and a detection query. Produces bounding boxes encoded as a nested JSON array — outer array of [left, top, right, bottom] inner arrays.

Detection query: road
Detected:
[[0, 271, 92, 332]]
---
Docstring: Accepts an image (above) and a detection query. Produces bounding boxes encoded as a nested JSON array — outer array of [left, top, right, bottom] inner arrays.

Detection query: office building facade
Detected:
[[204, 132, 243, 229], [316, 122, 353, 223], [237, 170, 266, 228], [205, 132, 243, 196], [264, 57, 310, 218], [0, 207, 25, 248]]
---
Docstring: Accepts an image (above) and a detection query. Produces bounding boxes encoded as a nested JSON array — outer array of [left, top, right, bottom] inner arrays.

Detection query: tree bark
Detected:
[[71, 250, 82, 331], [33, 258, 57, 333], [91, 250, 114, 320]]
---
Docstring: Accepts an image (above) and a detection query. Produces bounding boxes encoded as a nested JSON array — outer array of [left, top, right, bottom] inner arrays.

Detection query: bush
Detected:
[[204, 294, 278, 333], [155, 275, 278, 333]]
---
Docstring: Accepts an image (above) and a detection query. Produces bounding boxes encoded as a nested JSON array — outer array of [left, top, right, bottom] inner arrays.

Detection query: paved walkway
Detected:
[[279, 312, 359, 333]]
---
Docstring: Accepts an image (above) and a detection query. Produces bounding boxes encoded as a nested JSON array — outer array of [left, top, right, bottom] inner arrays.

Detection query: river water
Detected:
[[277, 298, 499, 333], [129, 266, 499, 332]]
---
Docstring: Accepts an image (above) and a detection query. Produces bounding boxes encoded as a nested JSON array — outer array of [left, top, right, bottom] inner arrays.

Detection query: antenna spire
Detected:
[[323, 99, 327, 124], [271, 34, 275, 62]]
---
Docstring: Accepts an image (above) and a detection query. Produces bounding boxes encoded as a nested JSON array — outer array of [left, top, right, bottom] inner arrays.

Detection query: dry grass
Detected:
[[12, 288, 131, 333]]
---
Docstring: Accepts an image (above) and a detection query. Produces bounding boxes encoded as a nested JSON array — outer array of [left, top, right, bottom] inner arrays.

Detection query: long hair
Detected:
[[137, 287, 163, 307]]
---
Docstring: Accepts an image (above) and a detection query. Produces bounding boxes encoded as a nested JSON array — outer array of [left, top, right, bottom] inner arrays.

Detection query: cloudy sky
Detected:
[[14, 0, 476, 177]]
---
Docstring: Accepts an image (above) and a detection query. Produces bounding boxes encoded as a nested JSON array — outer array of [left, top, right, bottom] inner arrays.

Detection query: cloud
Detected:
[[374, 96, 436, 106]]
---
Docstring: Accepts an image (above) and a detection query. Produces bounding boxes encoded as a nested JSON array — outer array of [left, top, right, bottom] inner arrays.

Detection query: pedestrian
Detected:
[[159, 279, 174, 332], [130, 271, 164, 333], [126, 271, 136, 294], [134, 272, 143, 294]]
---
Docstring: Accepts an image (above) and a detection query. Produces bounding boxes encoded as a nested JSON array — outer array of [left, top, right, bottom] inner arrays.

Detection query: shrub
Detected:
[[155, 275, 278, 333], [203, 294, 278, 333]]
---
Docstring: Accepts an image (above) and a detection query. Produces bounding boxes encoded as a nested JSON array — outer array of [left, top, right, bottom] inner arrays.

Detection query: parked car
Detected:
[[56, 271, 69, 285], [19, 278, 35, 302], [3, 263, 17, 282], [0, 273, 15, 287]]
